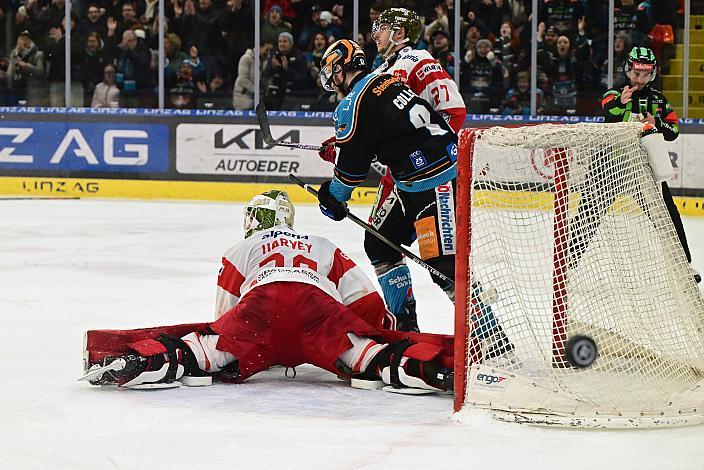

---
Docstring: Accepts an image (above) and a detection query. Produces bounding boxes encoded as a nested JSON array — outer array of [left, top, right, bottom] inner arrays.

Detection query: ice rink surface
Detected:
[[2, 198, 704, 470]]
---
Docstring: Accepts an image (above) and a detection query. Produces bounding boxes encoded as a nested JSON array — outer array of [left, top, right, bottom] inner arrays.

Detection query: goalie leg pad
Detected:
[[358, 339, 453, 393]]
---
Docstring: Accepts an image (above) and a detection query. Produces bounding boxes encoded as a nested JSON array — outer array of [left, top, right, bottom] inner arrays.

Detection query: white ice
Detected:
[[1, 199, 703, 470]]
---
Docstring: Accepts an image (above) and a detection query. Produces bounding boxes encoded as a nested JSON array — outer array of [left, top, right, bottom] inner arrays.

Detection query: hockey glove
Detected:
[[318, 180, 348, 221], [318, 135, 337, 163]]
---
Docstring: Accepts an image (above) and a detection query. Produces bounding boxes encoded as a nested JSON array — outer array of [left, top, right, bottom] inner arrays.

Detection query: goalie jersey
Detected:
[[215, 225, 383, 324]]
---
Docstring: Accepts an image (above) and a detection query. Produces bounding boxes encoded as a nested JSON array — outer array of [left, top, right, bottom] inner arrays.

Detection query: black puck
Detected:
[[565, 335, 598, 368]]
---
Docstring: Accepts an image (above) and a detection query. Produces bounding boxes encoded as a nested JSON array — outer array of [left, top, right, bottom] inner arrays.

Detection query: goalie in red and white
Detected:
[[318, 8, 466, 332], [82, 190, 455, 393]]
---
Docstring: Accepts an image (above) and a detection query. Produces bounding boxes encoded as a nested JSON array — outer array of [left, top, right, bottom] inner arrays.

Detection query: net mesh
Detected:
[[458, 123, 704, 424]]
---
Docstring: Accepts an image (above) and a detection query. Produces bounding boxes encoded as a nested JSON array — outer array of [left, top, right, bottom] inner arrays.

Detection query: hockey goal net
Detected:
[[453, 122, 704, 428]]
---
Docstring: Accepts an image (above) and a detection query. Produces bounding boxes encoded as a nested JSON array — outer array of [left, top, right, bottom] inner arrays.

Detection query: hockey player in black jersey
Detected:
[[315, 39, 515, 361], [315, 39, 459, 333]]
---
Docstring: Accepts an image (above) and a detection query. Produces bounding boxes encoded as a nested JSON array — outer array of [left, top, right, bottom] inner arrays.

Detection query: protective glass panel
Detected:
[[260, 1, 350, 111], [460, 0, 528, 115]]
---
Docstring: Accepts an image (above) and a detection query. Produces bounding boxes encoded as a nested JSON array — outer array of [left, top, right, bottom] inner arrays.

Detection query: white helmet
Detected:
[[243, 189, 295, 238]]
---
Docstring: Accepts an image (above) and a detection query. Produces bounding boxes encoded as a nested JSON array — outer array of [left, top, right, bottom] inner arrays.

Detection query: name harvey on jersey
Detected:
[[260, 231, 312, 254]]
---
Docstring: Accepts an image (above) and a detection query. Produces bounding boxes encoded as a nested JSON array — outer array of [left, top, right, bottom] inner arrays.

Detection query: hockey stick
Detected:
[[256, 103, 387, 176], [289, 174, 454, 287], [256, 103, 324, 151]]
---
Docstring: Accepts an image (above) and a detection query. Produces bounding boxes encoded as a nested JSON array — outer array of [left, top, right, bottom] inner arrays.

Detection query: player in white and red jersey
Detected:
[[372, 8, 466, 132], [81, 190, 455, 394], [316, 8, 466, 332]]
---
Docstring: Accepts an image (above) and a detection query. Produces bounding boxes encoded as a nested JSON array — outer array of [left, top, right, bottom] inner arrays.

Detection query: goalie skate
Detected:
[[79, 354, 182, 389], [79, 357, 128, 384]]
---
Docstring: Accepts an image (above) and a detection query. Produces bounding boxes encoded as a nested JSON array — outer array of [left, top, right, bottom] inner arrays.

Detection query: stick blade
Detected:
[[255, 103, 276, 145]]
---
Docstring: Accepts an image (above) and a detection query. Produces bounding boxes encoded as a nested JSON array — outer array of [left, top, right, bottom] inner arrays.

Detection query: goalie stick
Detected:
[[289, 174, 454, 287], [256, 103, 386, 176]]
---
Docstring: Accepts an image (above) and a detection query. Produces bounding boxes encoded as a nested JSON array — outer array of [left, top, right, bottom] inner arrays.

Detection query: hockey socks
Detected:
[[376, 262, 415, 317]]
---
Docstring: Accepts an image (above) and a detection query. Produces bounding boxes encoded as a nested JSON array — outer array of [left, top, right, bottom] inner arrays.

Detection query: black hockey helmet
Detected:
[[319, 39, 368, 92]]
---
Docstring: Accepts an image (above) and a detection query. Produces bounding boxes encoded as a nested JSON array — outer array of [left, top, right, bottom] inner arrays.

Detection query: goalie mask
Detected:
[[243, 189, 295, 238]]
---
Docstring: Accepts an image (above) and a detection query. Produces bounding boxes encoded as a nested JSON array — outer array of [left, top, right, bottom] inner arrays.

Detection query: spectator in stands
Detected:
[[545, 35, 579, 114], [487, 0, 527, 36], [115, 2, 141, 40], [35, 0, 66, 42], [82, 31, 109, 106], [141, 0, 160, 41], [591, 0, 651, 68], [6, 30, 45, 105], [461, 38, 505, 113], [361, 3, 383, 62], [493, 21, 518, 79], [80, 4, 108, 38], [262, 31, 308, 110], [502, 69, 543, 115], [430, 30, 455, 77], [461, 11, 489, 60], [615, 0, 650, 46], [233, 42, 272, 110], [424, 0, 449, 44], [306, 32, 328, 82], [329, 3, 349, 38], [361, 2, 383, 36], [115, 29, 154, 107], [169, 0, 198, 53], [598, 32, 631, 91], [91, 63, 121, 107], [539, 0, 583, 39], [196, 69, 229, 108], [169, 60, 197, 108], [218, 0, 254, 77], [466, 0, 496, 32], [45, 13, 85, 106], [164, 32, 189, 84], [262, 0, 304, 33], [299, 5, 331, 47], [538, 23, 559, 57], [318, 11, 342, 41], [261, 5, 292, 46], [102, 0, 125, 22], [190, 0, 226, 57]]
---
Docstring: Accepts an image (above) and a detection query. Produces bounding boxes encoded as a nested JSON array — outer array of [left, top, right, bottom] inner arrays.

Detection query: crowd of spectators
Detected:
[[0, 0, 684, 114]]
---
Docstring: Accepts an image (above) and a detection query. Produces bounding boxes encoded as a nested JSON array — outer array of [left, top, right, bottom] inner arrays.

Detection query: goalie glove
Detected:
[[318, 135, 337, 163], [317, 180, 348, 221]]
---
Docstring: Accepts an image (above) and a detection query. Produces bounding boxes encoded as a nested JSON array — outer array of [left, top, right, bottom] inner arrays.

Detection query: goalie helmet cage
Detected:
[[453, 122, 704, 428]]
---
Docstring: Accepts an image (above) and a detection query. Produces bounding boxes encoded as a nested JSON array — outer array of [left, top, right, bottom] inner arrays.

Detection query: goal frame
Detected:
[[452, 124, 704, 427]]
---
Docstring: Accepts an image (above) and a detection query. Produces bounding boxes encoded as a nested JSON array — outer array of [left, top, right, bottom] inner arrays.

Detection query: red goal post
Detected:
[[453, 123, 704, 428]]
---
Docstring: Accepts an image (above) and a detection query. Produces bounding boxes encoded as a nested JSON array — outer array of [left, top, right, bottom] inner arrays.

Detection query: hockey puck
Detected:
[[565, 335, 598, 368]]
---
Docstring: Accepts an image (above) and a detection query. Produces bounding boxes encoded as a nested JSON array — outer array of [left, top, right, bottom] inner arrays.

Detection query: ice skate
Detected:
[[81, 334, 213, 389], [81, 353, 183, 389], [396, 299, 420, 333], [482, 326, 521, 371]]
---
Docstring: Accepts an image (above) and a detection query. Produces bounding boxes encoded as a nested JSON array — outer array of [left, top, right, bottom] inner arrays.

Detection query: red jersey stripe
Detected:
[[327, 248, 357, 286], [218, 257, 245, 297]]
